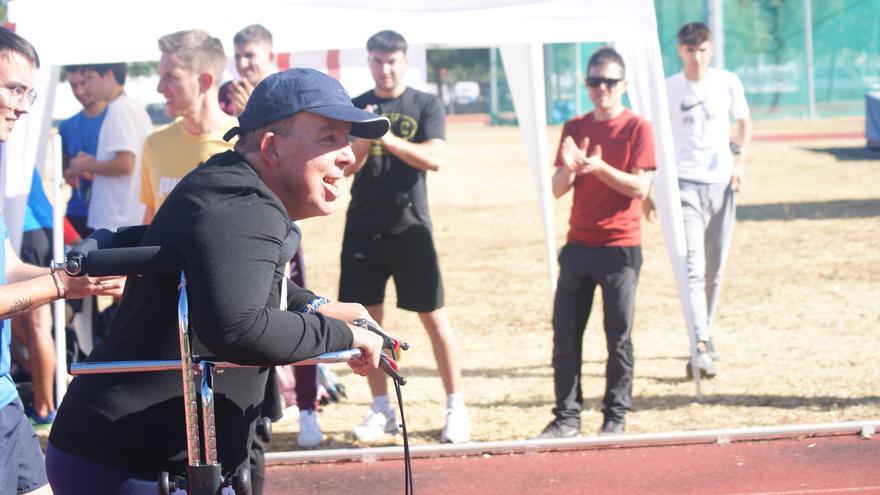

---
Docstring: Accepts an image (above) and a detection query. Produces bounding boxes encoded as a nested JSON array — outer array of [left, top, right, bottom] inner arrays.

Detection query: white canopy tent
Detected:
[[7, 0, 703, 397]]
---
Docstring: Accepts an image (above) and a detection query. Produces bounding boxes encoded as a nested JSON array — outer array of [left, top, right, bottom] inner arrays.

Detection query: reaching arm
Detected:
[[1, 240, 124, 319]]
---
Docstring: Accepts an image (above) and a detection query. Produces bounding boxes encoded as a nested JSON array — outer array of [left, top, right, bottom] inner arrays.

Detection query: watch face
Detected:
[[729, 142, 741, 155]]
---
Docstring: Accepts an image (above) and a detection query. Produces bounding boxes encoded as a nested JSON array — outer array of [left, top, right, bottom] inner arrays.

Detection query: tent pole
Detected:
[[490, 48, 499, 124], [707, 0, 724, 69], [804, 0, 818, 118]]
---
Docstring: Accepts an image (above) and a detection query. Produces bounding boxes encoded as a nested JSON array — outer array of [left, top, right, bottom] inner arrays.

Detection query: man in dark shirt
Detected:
[[46, 68, 389, 492], [342, 30, 470, 444]]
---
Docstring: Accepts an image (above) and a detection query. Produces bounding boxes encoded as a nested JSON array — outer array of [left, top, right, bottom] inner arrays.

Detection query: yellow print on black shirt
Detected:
[[370, 112, 418, 156]]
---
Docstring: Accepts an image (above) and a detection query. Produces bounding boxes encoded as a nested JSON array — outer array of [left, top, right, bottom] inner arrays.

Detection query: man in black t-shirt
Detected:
[[342, 30, 471, 444]]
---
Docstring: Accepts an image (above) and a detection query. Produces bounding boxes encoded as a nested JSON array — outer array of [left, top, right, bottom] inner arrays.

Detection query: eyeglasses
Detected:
[[586, 76, 623, 89], [0, 85, 37, 107]]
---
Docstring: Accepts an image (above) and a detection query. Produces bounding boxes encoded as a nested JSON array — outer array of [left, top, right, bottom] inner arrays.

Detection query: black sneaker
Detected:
[[533, 419, 580, 439], [599, 417, 625, 435]]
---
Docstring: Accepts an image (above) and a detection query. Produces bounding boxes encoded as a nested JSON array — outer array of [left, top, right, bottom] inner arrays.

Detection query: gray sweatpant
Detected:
[[679, 179, 736, 343]]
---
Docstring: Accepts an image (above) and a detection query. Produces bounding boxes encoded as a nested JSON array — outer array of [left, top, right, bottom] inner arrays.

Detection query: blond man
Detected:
[[140, 29, 238, 223]]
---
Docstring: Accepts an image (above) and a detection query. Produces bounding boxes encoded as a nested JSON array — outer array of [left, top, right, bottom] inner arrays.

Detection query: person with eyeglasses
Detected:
[[0, 27, 126, 495], [535, 46, 655, 439], [656, 22, 752, 379]]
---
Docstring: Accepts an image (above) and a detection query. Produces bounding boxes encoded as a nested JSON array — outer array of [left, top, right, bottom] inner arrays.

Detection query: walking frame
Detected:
[[54, 228, 408, 495]]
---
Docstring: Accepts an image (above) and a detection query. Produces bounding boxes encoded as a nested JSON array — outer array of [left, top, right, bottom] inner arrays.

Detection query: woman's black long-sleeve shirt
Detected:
[[49, 150, 353, 478]]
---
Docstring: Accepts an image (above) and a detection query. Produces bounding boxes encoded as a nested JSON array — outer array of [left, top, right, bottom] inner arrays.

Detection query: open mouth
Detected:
[[322, 175, 340, 200]]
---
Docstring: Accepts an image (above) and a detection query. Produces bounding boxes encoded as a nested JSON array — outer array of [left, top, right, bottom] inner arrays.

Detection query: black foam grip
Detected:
[[68, 228, 117, 259], [83, 247, 181, 276], [113, 225, 150, 248]]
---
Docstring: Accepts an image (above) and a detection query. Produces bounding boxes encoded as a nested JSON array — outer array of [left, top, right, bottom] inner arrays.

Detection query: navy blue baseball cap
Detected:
[[223, 68, 389, 141]]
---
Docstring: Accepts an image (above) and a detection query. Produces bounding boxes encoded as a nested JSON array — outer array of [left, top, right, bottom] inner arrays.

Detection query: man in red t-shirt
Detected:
[[536, 47, 656, 438]]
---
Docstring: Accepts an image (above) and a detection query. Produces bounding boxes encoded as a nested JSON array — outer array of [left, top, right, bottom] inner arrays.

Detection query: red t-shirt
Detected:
[[555, 109, 656, 247]]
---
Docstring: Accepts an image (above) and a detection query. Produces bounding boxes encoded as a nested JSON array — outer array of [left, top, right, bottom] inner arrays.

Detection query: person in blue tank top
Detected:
[[0, 27, 124, 495]]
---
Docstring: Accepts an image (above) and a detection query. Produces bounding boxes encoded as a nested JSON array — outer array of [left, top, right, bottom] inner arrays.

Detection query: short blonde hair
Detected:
[[158, 30, 226, 84]]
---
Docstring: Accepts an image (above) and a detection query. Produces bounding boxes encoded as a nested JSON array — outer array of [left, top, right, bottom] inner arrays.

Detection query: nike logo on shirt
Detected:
[[680, 100, 705, 112]]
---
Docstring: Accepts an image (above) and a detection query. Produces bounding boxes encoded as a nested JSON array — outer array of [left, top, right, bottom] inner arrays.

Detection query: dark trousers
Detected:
[[551, 244, 642, 424]]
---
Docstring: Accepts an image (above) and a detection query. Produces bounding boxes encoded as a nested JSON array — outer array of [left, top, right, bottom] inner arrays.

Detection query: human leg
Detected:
[[293, 364, 323, 448], [704, 182, 736, 338], [680, 181, 710, 343], [15, 227, 57, 421], [46, 442, 162, 495], [550, 244, 596, 428], [598, 246, 642, 430], [352, 303, 401, 441], [417, 308, 461, 396], [12, 304, 56, 420], [1, 399, 50, 495]]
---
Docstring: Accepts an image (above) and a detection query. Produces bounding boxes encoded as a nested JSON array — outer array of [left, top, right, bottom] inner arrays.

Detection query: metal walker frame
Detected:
[[58, 229, 387, 495]]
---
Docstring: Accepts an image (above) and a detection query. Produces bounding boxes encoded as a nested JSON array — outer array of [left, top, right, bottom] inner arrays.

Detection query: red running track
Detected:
[[266, 435, 880, 495]]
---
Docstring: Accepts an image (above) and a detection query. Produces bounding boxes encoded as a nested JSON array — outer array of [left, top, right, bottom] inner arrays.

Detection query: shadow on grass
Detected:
[[805, 145, 880, 161], [737, 198, 880, 221]]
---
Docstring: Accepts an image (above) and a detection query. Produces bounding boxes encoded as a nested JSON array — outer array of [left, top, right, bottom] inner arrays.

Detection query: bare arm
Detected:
[[67, 150, 136, 178], [316, 301, 376, 324], [142, 205, 155, 225], [554, 135, 653, 200], [379, 135, 445, 172], [731, 115, 753, 192], [552, 164, 576, 198], [2, 240, 124, 319]]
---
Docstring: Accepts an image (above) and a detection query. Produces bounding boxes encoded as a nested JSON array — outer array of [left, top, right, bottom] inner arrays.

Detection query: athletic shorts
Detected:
[[20, 227, 53, 267], [67, 216, 93, 240], [339, 225, 444, 312], [1, 398, 49, 494]]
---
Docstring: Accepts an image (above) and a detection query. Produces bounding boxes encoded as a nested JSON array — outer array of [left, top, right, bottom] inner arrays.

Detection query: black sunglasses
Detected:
[[586, 76, 623, 89]]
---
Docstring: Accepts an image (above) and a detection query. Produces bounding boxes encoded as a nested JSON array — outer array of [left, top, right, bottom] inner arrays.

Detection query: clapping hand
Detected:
[[560, 135, 604, 175]]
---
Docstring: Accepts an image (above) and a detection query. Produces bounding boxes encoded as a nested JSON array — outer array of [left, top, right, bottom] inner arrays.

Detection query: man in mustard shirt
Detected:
[[141, 29, 237, 223]]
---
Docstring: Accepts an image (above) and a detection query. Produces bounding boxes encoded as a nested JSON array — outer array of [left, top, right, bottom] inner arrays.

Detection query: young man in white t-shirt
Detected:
[[65, 63, 152, 232], [665, 22, 752, 379]]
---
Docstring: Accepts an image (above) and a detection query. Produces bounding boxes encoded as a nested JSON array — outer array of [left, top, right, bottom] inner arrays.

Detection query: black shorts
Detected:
[[20, 227, 53, 267], [339, 225, 444, 312]]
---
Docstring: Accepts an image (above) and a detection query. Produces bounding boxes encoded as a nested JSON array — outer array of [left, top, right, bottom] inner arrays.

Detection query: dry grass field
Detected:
[[265, 115, 879, 451]]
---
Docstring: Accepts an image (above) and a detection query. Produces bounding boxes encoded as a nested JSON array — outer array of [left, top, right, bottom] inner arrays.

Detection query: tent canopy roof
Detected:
[[13, 0, 658, 64]]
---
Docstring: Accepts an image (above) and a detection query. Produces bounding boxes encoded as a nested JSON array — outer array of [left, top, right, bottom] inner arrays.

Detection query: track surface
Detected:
[[266, 434, 880, 494]]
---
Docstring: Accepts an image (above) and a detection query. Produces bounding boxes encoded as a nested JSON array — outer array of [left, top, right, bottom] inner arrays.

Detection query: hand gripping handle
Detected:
[[353, 318, 407, 386]]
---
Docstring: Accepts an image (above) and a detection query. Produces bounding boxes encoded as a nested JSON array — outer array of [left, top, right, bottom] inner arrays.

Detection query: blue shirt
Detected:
[[22, 168, 54, 232], [0, 212, 17, 408], [58, 109, 107, 218]]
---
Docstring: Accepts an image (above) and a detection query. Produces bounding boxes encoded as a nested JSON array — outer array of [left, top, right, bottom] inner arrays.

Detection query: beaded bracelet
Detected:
[[49, 268, 66, 299], [303, 297, 330, 314]]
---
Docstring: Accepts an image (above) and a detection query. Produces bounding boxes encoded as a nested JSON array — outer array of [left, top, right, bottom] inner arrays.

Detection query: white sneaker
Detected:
[[441, 406, 471, 443], [297, 410, 323, 448], [352, 409, 399, 442]]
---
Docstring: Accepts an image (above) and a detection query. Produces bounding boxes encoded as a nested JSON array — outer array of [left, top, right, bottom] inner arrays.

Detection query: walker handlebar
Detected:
[[353, 318, 408, 386]]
